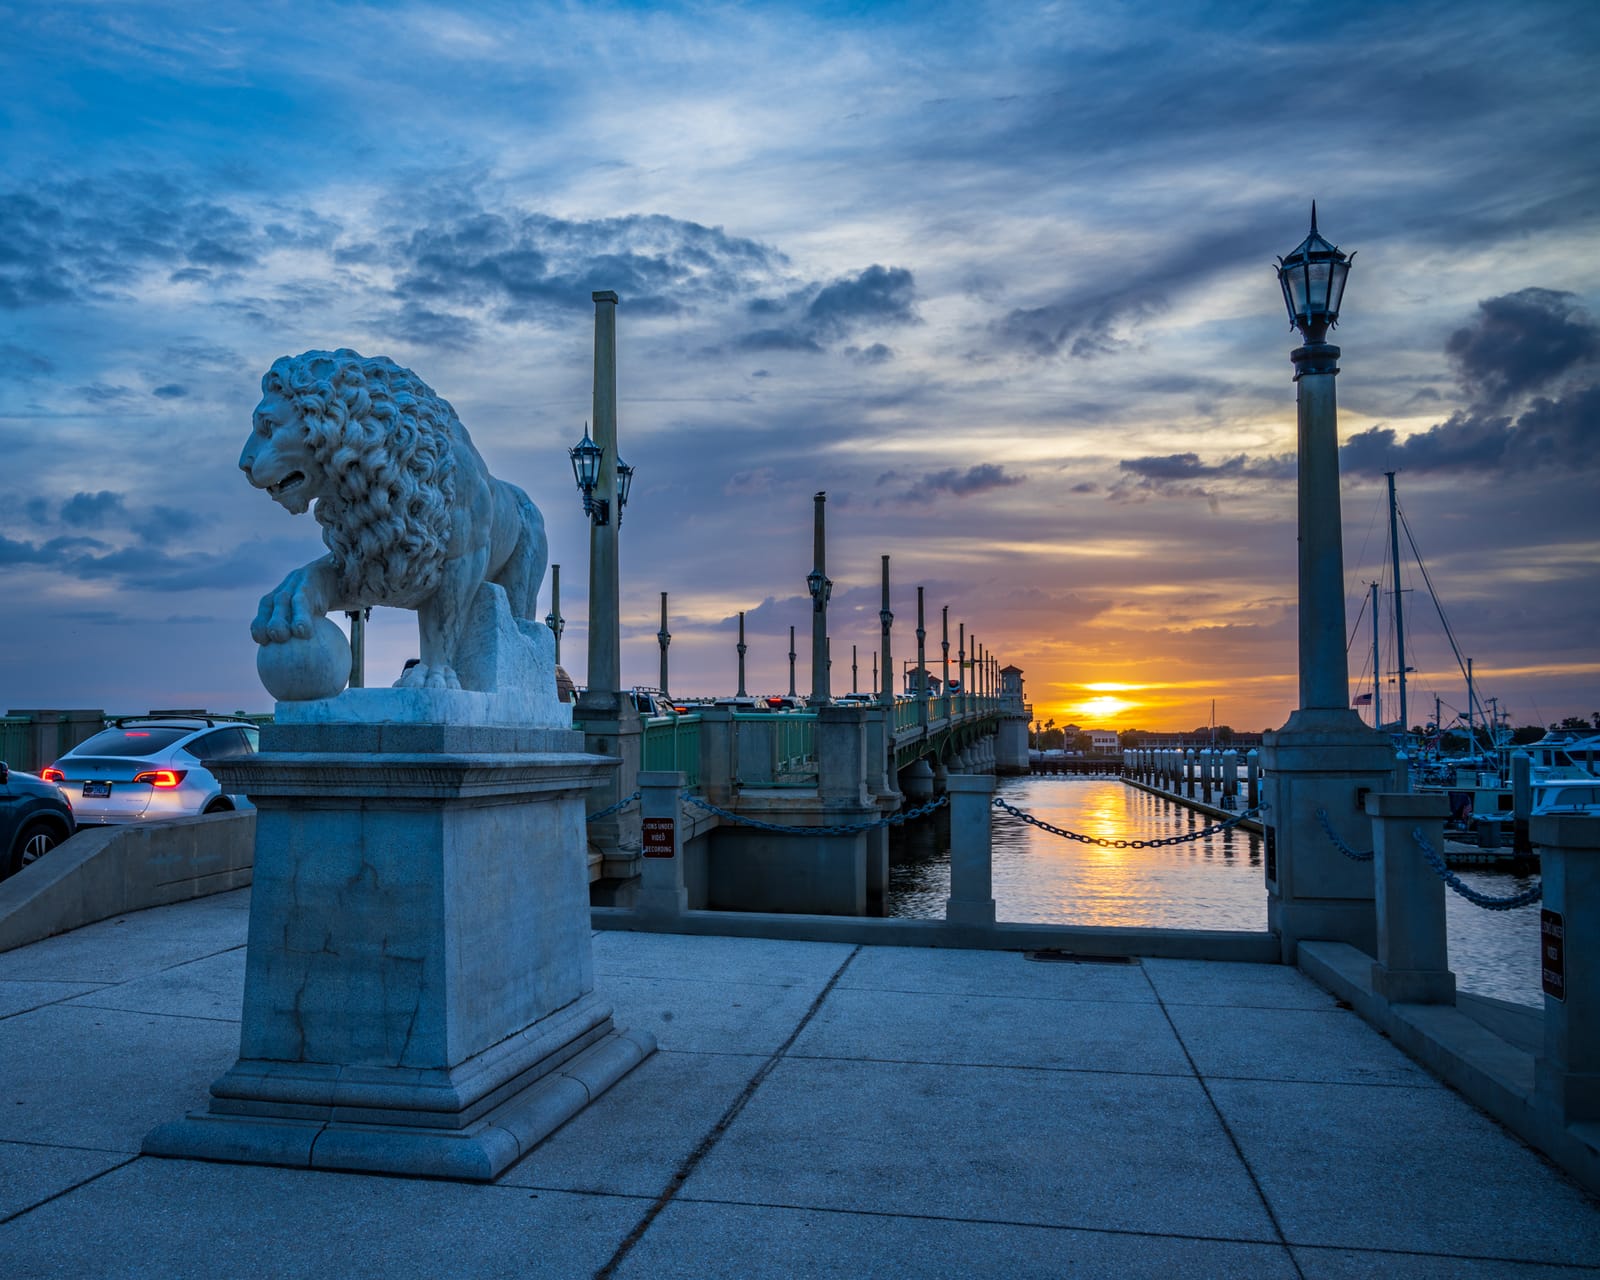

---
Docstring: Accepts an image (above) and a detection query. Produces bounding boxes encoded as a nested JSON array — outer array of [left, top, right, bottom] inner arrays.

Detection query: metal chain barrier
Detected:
[[586, 790, 641, 821], [992, 796, 1265, 849], [1411, 826, 1543, 911], [1315, 807, 1373, 861], [681, 790, 949, 834]]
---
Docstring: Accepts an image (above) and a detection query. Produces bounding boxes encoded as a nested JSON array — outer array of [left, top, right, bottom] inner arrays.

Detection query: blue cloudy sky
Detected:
[[2, 0, 1597, 731]]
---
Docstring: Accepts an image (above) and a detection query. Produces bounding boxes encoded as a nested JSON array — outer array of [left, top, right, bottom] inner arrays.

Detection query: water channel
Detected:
[[886, 774, 1542, 1007]]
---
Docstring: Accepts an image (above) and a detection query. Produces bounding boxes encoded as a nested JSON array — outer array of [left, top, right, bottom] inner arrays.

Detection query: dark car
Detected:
[[1, 760, 76, 880]]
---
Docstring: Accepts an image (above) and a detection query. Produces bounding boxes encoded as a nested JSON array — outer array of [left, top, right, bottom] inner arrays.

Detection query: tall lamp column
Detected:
[[807, 492, 831, 707]]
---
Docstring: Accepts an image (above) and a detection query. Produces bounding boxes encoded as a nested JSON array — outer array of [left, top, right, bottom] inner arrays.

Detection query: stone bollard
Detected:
[[1533, 814, 1600, 1124], [636, 770, 688, 918], [945, 773, 996, 926], [1246, 749, 1260, 810], [1365, 792, 1454, 1004], [1512, 752, 1532, 853]]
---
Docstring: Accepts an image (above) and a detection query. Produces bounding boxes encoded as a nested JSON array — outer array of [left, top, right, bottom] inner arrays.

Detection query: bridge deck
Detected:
[[3, 890, 1597, 1275]]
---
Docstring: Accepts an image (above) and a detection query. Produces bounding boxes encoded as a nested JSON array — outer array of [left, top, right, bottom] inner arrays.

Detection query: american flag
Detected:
[[1351, 693, 1373, 706]]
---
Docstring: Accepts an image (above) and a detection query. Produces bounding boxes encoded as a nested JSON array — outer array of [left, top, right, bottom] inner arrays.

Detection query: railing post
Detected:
[[1365, 792, 1454, 1004], [1533, 814, 1600, 1124], [636, 770, 688, 918], [945, 773, 996, 927]]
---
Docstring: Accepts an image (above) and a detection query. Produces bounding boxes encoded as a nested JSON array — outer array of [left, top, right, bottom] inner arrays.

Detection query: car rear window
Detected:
[[73, 727, 191, 757]]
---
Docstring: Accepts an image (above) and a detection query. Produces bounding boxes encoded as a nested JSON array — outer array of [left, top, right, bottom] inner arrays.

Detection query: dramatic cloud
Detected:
[[898, 464, 1026, 501], [1111, 452, 1296, 501], [1342, 384, 1600, 476], [394, 210, 789, 323], [738, 265, 918, 355], [1342, 288, 1600, 476], [1446, 288, 1599, 407], [59, 490, 125, 527]]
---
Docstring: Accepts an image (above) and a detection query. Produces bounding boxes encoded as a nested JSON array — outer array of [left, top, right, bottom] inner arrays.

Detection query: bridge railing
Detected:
[[642, 714, 702, 788], [772, 712, 817, 774]]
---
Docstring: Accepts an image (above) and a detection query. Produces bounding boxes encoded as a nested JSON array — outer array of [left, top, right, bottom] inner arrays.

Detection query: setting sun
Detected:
[[1072, 695, 1139, 722]]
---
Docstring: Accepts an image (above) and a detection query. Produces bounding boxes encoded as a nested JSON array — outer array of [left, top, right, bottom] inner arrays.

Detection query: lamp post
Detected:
[[807, 492, 831, 707], [545, 564, 565, 667], [1262, 206, 1393, 964], [736, 610, 748, 698], [657, 591, 670, 698], [878, 555, 893, 712], [1276, 204, 1355, 714], [571, 289, 627, 716], [940, 606, 950, 713], [852, 643, 858, 695], [788, 625, 797, 699], [915, 586, 928, 729]]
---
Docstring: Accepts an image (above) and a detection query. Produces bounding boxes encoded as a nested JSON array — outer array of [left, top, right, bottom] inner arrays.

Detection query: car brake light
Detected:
[[41, 767, 65, 783], [133, 769, 188, 788]]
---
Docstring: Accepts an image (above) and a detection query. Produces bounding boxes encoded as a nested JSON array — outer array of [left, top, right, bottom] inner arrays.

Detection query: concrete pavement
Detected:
[[2, 890, 1598, 1277]]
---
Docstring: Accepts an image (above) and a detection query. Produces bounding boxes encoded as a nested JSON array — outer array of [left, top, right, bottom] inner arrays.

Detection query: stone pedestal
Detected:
[[1261, 708, 1397, 962], [1534, 814, 1600, 1124], [946, 773, 997, 926], [144, 714, 654, 1181], [1367, 791, 1455, 1004]]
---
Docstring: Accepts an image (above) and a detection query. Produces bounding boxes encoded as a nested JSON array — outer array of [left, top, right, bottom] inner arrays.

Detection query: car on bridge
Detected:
[[43, 716, 259, 827], [1, 760, 76, 880]]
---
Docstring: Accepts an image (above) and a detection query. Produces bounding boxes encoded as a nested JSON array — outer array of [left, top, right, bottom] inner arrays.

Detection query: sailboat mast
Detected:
[[1386, 471, 1409, 737], [1370, 581, 1381, 730]]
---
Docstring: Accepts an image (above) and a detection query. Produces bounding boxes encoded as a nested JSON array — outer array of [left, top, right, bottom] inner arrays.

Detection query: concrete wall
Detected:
[[0, 811, 254, 952]]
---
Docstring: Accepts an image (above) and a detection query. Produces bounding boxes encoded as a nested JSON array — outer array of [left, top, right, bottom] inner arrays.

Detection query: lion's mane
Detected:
[[261, 349, 457, 606]]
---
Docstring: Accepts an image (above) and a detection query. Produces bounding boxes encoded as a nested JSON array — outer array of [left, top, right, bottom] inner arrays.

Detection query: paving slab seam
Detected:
[[591, 944, 864, 1280], [1289, 1240, 1600, 1271], [1141, 963, 1307, 1279], [0, 1152, 139, 1227], [780, 1049, 1197, 1081], [0, 1136, 143, 1157], [665, 1191, 1287, 1246], [831, 983, 1158, 1006], [0, 986, 116, 1023], [57, 1001, 243, 1025], [1195, 1070, 1445, 1090]]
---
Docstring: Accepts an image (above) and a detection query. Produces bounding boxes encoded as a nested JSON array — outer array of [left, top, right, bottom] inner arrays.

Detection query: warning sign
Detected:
[[642, 816, 675, 858], [1542, 909, 1566, 1002]]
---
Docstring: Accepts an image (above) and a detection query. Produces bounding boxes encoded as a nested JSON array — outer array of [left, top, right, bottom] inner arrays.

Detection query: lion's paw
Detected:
[[394, 663, 461, 691]]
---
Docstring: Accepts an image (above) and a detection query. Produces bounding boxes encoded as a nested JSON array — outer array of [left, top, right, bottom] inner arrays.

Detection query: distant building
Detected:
[[1087, 729, 1119, 755]]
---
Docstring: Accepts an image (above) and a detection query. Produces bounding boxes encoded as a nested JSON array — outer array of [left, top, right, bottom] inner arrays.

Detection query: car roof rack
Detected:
[[110, 711, 259, 729]]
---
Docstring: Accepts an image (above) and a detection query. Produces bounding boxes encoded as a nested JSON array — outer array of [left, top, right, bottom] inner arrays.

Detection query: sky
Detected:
[[2, 0, 1597, 733]]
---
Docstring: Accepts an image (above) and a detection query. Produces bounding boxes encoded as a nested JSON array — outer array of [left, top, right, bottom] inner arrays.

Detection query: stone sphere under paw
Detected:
[[256, 617, 351, 702]]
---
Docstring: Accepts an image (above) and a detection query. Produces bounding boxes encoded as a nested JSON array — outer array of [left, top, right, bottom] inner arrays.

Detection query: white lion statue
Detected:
[[240, 349, 549, 692]]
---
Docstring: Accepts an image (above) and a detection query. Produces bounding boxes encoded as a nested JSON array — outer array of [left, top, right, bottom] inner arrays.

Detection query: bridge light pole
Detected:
[[878, 554, 893, 713], [940, 605, 950, 714], [545, 564, 565, 666], [736, 610, 748, 698], [787, 625, 797, 699], [916, 586, 928, 729], [806, 492, 831, 707], [656, 591, 670, 698]]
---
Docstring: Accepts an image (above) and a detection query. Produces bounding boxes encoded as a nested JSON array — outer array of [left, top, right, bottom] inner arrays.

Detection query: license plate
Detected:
[[83, 781, 111, 798]]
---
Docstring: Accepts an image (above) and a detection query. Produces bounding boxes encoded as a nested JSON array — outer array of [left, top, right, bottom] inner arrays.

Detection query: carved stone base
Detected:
[[143, 736, 652, 1181]]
